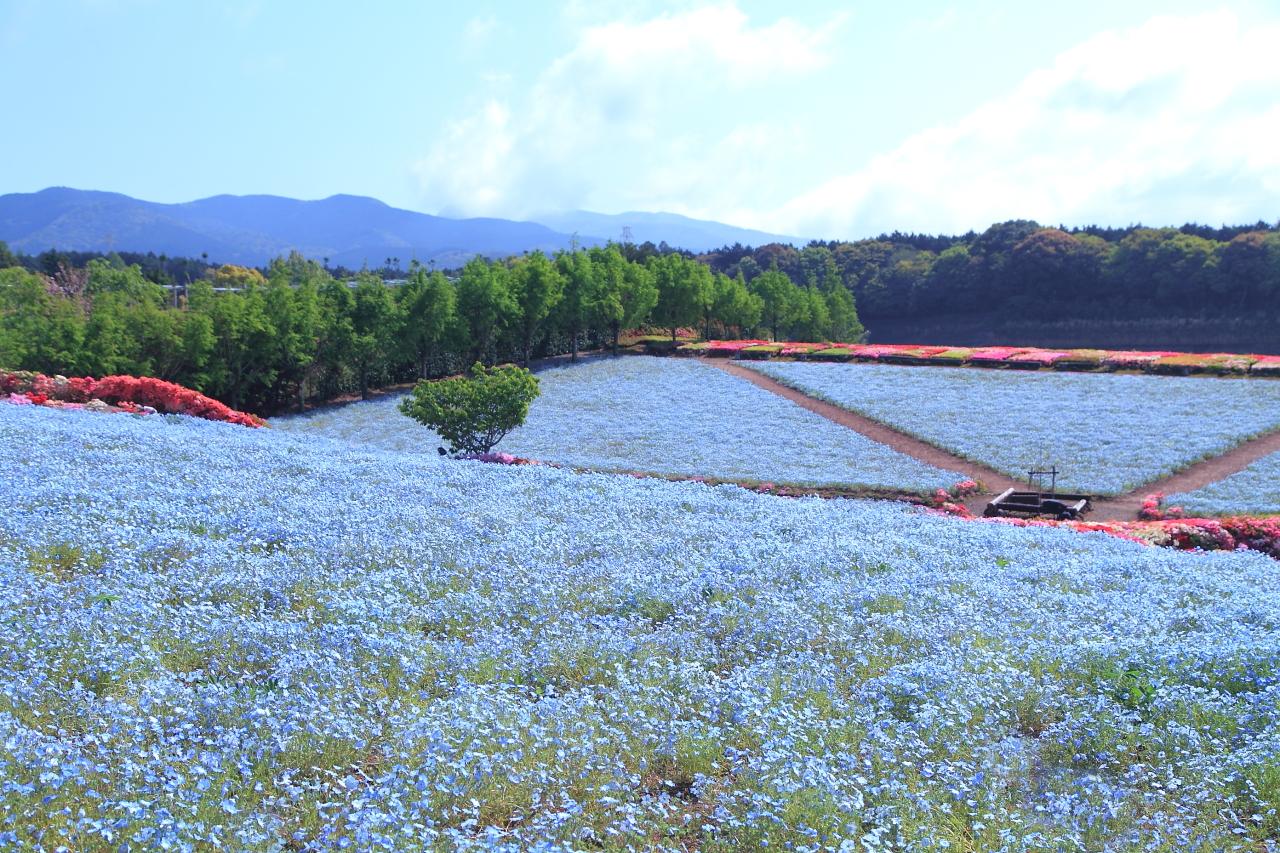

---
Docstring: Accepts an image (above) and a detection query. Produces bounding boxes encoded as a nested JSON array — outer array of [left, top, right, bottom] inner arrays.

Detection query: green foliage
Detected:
[[456, 256, 516, 364], [399, 362, 540, 455], [750, 265, 802, 341], [587, 246, 658, 353], [649, 253, 712, 340], [398, 266, 459, 378], [508, 251, 563, 365]]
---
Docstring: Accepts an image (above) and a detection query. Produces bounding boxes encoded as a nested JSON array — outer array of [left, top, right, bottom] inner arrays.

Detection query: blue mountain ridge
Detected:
[[0, 188, 796, 267]]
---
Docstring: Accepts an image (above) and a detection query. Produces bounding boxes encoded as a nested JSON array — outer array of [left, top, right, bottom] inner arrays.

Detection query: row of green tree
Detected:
[[701, 220, 1280, 320], [0, 244, 863, 414]]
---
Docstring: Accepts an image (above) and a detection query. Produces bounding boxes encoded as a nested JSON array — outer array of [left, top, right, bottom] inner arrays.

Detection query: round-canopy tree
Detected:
[[399, 362, 540, 456]]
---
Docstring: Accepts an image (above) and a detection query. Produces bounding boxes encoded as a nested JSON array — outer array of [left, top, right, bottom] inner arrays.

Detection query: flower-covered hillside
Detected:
[[274, 390, 442, 455], [3, 405, 1280, 849], [277, 356, 967, 493], [747, 361, 1280, 494]]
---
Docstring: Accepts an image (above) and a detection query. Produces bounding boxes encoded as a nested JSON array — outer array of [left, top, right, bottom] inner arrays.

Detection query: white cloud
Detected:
[[463, 13, 498, 46], [773, 10, 1280, 238], [414, 2, 842, 219]]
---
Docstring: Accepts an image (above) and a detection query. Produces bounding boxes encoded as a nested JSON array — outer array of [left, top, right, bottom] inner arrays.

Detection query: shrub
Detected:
[[399, 362, 540, 456]]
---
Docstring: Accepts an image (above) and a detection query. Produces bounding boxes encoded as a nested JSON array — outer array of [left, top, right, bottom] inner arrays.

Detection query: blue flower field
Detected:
[[3, 404, 1280, 850], [1167, 450, 1280, 516], [277, 357, 966, 492], [746, 361, 1280, 494]]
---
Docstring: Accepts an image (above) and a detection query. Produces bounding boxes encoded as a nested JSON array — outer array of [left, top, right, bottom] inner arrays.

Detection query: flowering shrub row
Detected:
[[1, 370, 264, 427], [687, 341, 1280, 376], [986, 514, 1280, 560]]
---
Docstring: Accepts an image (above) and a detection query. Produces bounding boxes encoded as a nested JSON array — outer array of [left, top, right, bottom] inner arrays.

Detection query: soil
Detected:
[[711, 359, 1280, 522]]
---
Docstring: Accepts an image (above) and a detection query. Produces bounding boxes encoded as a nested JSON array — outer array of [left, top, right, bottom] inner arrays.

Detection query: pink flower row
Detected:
[[692, 341, 1280, 376]]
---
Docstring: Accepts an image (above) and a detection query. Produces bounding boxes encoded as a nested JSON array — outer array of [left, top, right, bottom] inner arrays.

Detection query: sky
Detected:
[[2, 0, 1278, 240]]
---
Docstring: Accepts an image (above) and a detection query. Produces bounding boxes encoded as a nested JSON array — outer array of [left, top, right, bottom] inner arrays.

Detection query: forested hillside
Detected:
[[701, 220, 1280, 351]]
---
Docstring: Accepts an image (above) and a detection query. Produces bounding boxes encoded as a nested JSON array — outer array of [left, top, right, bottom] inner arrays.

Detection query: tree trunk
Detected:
[[571, 326, 579, 361], [612, 321, 620, 356]]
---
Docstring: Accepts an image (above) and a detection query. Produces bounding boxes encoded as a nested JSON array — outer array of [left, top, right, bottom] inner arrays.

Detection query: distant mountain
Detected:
[[0, 187, 799, 267], [0, 188, 589, 268], [535, 210, 800, 253]]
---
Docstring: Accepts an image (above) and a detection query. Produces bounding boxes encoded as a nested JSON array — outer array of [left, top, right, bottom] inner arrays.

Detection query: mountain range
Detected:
[[0, 187, 799, 268]]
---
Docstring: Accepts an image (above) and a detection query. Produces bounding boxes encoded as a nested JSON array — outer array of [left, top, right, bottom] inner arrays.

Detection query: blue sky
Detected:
[[2, 1, 1277, 239]]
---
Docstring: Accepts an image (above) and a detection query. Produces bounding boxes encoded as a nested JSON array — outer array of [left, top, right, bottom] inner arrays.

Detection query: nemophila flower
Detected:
[[1166, 450, 1280, 516], [3, 403, 1280, 850], [277, 357, 966, 492], [746, 361, 1280, 495]]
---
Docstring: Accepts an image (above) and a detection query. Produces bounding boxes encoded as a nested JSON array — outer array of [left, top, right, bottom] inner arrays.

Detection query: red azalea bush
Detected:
[[1, 370, 264, 427], [1138, 493, 1186, 521], [93, 375, 265, 427], [985, 514, 1280, 560]]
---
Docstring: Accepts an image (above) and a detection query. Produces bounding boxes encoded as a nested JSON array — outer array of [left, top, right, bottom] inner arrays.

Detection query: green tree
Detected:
[[194, 283, 276, 410], [263, 256, 325, 410], [398, 267, 458, 378], [587, 246, 658, 354], [554, 249, 595, 361], [456, 257, 516, 364], [0, 267, 87, 373], [350, 272, 400, 399], [508, 251, 564, 365], [399, 362, 540, 456], [791, 286, 832, 341], [710, 272, 762, 339], [749, 265, 801, 341], [824, 284, 864, 342], [649, 253, 711, 341]]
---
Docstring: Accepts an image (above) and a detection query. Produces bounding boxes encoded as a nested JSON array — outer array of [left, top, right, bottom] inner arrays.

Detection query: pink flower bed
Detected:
[[1007, 350, 1071, 365], [779, 342, 827, 356], [1250, 356, 1280, 375], [968, 346, 1032, 362], [695, 341, 1279, 378], [1101, 350, 1181, 370], [706, 339, 770, 355]]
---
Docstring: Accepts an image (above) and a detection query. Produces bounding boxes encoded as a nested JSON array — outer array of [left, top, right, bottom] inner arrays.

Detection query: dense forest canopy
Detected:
[[2, 214, 1277, 414], [698, 218, 1280, 320]]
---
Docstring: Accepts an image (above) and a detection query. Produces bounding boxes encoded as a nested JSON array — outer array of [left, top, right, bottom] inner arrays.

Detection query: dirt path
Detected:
[[709, 361, 1025, 505], [1088, 428, 1280, 519], [710, 358, 1280, 521]]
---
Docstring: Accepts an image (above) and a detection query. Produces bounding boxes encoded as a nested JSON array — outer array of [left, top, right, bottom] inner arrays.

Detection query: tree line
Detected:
[[0, 242, 863, 414], [700, 219, 1280, 321]]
